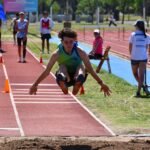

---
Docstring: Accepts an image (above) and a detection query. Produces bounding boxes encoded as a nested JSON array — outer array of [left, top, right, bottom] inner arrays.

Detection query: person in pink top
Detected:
[[88, 29, 103, 59]]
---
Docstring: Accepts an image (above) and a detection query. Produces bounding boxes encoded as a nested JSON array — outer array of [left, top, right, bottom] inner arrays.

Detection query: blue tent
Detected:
[[0, 4, 6, 21]]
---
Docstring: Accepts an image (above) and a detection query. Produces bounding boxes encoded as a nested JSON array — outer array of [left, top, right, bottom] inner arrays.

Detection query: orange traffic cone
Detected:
[[80, 85, 85, 95], [40, 54, 43, 64], [0, 53, 3, 63], [3, 79, 10, 93]]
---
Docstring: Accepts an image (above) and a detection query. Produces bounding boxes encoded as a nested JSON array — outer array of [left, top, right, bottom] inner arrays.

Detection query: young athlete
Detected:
[[129, 20, 150, 97], [16, 12, 29, 63], [40, 11, 54, 54], [11, 13, 19, 45], [29, 29, 111, 96], [88, 29, 103, 59], [0, 19, 2, 50], [0, 18, 5, 53]]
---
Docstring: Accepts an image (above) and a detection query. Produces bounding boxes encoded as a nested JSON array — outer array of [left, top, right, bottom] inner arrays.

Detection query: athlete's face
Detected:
[[20, 14, 25, 20], [62, 37, 75, 52]]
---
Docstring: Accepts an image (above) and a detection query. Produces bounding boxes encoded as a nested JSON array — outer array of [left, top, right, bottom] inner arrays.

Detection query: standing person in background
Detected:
[[16, 12, 29, 63], [0, 18, 5, 53], [0, 19, 2, 50], [40, 11, 54, 54], [11, 13, 19, 45], [108, 14, 117, 27], [88, 29, 103, 59], [129, 20, 150, 97]]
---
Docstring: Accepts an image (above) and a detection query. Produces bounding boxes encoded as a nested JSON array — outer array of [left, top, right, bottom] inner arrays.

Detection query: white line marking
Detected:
[[11, 83, 58, 86], [15, 102, 77, 104], [13, 91, 63, 94], [27, 47, 116, 136], [13, 89, 61, 91], [14, 98, 74, 100], [13, 95, 72, 97], [70, 93, 116, 136], [0, 128, 20, 131], [13, 88, 62, 93], [2, 63, 25, 136]]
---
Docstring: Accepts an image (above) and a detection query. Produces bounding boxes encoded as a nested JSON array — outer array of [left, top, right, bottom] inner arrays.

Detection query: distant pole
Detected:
[[66, 0, 69, 15], [50, 6, 53, 19], [96, 7, 100, 25], [143, 0, 146, 21]]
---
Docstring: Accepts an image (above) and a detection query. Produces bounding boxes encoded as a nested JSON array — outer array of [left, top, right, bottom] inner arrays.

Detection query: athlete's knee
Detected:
[[56, 73, 66, 84], [75, 74, 85, 84]]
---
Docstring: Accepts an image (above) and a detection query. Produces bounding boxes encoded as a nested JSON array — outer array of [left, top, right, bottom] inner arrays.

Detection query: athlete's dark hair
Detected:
[[135, 20, 147, 38], [16, 13, 19, 17], [58, 29, 77, 40]]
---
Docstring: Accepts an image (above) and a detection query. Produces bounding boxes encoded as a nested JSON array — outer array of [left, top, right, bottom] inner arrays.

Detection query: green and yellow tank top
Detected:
[[57, 44, 82, 74]]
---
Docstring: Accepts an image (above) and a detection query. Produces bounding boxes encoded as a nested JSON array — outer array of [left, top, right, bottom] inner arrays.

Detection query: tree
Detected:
[[76, 0, 102, 23]]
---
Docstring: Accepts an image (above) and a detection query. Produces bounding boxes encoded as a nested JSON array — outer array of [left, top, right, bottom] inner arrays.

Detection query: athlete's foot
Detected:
[[18, 60, 22, 63], [22, 60, 27, 63], [72, 82, 82, 95], [0, 49, 6, 53], [59, 81, 68, 94]]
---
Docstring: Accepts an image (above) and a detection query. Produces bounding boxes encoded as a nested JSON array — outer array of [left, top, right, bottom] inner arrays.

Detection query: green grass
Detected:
[[1, 22, 150, 135]]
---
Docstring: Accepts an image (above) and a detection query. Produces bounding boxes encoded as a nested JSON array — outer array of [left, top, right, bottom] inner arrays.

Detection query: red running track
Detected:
[[0, 42, 114, 136]]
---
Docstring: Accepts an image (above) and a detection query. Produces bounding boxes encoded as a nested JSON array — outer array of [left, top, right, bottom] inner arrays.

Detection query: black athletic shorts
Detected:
[[55, 72, 88, 87], [41, 33, 51, 40], [17, 38, 27, 46], [88, 53, 103, 59], [131, 59, 147, 65]]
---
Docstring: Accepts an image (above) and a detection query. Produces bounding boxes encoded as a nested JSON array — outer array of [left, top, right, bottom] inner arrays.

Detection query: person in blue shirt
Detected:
[[129, 20, 150, 97]]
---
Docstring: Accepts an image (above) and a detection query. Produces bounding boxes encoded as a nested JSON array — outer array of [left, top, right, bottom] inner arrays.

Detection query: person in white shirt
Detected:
[[16, 12, 29, 63], [129, 20, 150, 97], [40, 11, 54, 54]]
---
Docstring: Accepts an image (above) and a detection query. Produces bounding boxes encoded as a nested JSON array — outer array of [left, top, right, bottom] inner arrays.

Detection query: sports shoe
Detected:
[[143, 86, 150, 95], [135, 91, 141, 97], [0, 49, 6, 53], [22, 60, 27, 63]]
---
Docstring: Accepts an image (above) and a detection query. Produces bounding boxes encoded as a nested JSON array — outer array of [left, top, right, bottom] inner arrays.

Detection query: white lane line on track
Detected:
[[2, 63, 24, 136], [15, 102, 77, 104], [11, 83, 58, 86], [12, 89, 61, 91], [13, 95, 72, 97], [0, 128, 20, 131], [13, 90, 64, 92], [14, 98, 74, 100], [13, 91, 63, 94], [27, 47, 116, 136]]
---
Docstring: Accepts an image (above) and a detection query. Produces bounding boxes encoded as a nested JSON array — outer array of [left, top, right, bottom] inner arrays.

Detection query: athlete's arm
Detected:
[[129, 43, 132, 55], [29, 51, 59, 94], [77, 48, 111, 96]]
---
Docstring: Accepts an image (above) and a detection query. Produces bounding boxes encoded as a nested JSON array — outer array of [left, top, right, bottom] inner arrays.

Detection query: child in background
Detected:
[[88, 29, 103, 59]]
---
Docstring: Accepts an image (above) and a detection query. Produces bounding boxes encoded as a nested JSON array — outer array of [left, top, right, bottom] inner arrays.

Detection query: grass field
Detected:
[[1, 22, 150, 135]]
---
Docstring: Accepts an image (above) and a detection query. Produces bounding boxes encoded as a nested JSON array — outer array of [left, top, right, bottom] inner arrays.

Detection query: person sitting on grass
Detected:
[[88, 29, 103, 59], [29, 29, 111, 96]]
